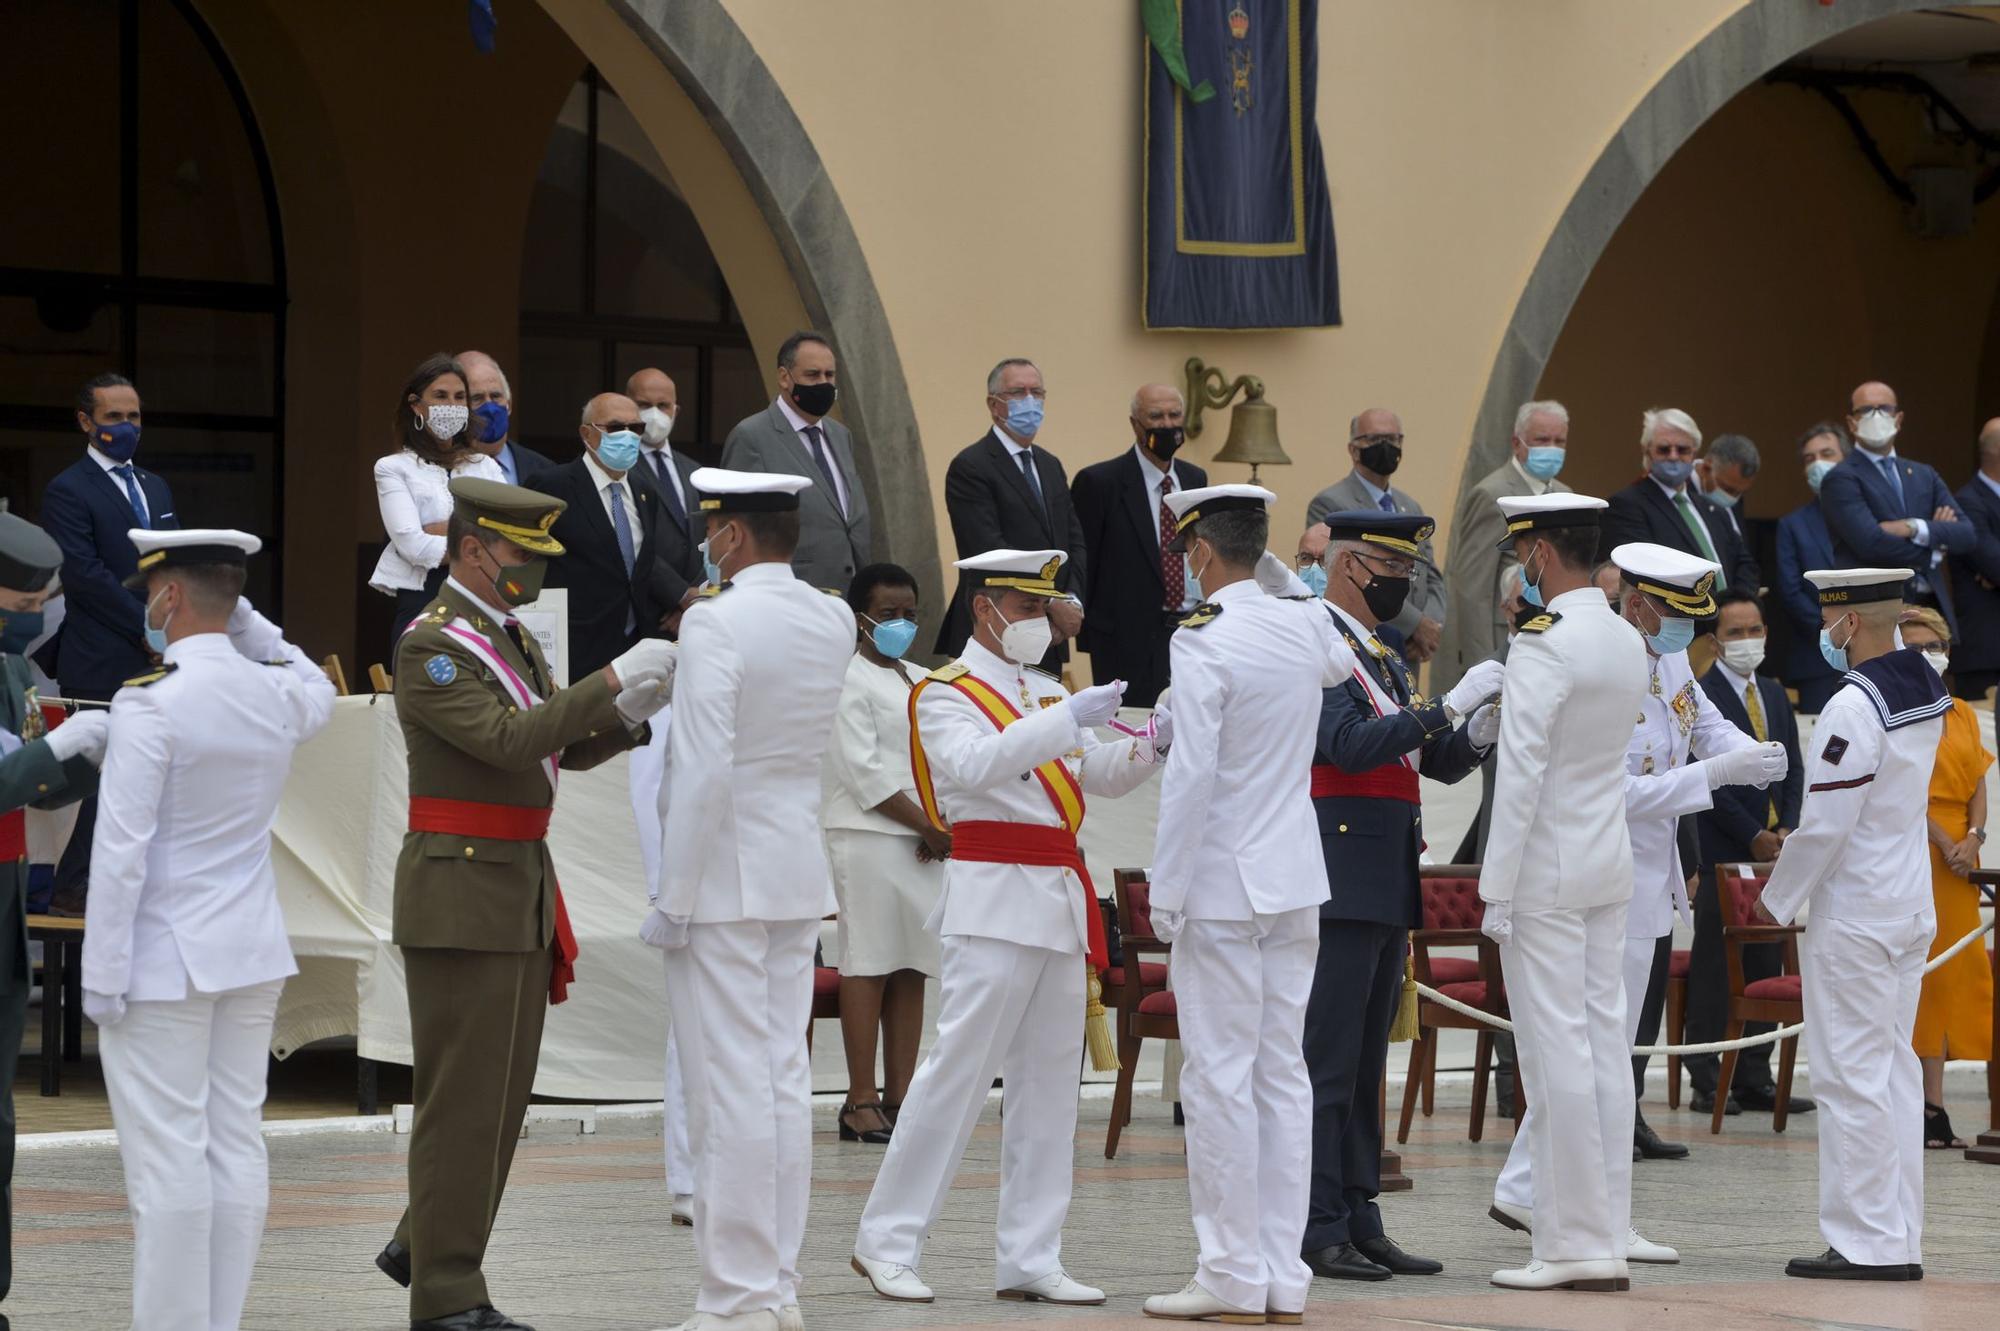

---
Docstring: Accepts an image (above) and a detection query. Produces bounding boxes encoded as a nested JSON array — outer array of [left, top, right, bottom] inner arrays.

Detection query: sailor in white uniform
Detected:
[[1763, 568, 1946, 1282], [1490, 544, 1783, 1260], [644, 469, 856, 1331], [82, 529, 337, 1331], [1477, 495, 1650, 1293], [852, 548, 1162, 1309]]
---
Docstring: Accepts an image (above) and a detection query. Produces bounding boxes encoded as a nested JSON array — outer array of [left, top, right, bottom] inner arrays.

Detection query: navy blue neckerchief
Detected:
[[1844, 648, 1951, 731]]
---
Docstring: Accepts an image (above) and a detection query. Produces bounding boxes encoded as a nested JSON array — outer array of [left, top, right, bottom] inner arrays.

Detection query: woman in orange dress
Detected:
[[1900, 608, 1993, 1149]]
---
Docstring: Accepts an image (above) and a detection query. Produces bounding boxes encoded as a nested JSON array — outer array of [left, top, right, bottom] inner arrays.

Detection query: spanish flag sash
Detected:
[[908, 671, 1086, 836]]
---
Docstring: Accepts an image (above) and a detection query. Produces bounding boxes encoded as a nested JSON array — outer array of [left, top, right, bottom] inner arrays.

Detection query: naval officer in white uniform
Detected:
[[1489, 542, 1782, 1264], [83, 529, 337, 1331], [644, 469, 856, 1331], [852, 548, 1162, 1308], [1477, 495, 1649, 1293], [1763, 567, 1946, 1281]]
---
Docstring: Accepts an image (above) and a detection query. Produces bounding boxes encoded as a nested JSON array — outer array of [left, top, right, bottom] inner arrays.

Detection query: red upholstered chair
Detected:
[[1710, 862, 1804, 1135], [805, 965, 841, 1053], [1104, 869, 1177, 1159], [1664, 947, 1691, 1108], [1399, 866, 1511, 1144]]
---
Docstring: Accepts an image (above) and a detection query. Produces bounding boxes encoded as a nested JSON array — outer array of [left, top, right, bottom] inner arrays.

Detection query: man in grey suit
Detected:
[[1432, 400, 1572, 694], [1304, 408, 1447, 661], [720, 329, 872, 590]]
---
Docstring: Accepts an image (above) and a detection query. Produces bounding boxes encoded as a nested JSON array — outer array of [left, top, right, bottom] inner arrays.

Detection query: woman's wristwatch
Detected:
[[1970, 826, 1987, 844]]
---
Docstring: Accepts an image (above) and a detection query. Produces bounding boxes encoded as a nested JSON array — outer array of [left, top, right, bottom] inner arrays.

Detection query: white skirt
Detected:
[[825, 828, 944, 978]]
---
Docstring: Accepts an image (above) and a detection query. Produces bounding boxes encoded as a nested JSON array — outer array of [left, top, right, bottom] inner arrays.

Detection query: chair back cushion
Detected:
[[1716, 867, 1772, 929], [1115, 871, 1155, 940], [1420, 876, 1483, 931]]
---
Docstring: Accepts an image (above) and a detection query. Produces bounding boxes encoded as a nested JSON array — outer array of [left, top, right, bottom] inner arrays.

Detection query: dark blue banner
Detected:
[[1143, 1, 1340, 329]]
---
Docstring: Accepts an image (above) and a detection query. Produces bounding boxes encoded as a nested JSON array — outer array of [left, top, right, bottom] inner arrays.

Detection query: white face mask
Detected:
[[640, 406, 675, 446], [989, 603, 1055, 665], [1920, 647, 1950, 676], [1721, 637, 1766, 675], [1853, 410, 1898, 449], [423, 403, 469, 442]]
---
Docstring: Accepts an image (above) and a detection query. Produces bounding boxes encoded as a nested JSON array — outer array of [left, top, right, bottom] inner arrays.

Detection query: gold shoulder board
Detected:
[[927, 661, 971, 683], [123, 663, 180, 688], [1517, 611, 1562, 634], [1179, 601, 1223, 630]]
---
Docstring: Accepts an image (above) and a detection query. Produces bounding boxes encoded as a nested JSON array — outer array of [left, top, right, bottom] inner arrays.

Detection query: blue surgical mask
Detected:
[[700, 523, 733, 586], [1819, 618, 1853, 673], [1185, 557, 1203, 603], [1646, 617, 1695, 656], [1520, 542, 1545, 608], [1806, 459, 1836, 494], [1523, 445, 1565, 480], [93, 420, 141, 463], [143, 588, 171, 656], [595, 428, 641, 473], [0, 609, 43, 656], [473, 400, 510, 445], [864, 614, 918, 660], [1299, 563, 1329, 598], [1649, 458, 1693, 489], [1005, 396, 1045, 439], [1705, 486, 1739, 510]]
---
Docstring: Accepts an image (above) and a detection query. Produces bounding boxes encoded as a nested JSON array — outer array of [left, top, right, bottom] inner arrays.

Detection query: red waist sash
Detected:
[[407, 797, 576, 1005], [1310, 764, 1421, 804], [0, 810, 22, 862], [948, 820, 1108, 970]]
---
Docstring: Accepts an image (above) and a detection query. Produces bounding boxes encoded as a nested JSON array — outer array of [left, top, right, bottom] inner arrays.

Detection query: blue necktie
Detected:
[[114, 465, 149, 528], [1019, 449, 1046, 513], [803, 426, 845, 516], [498, 445, 517, 484], [1378, 491, 1396, 514], [608, 482, 637, 633], [650, 451, 687, 534], [1878, 453, 1906, 509]]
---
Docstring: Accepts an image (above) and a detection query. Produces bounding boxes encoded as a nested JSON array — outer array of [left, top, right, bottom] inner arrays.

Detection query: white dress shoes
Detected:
[[998, 1270, 1105, 1304], [662, 1312, 781, 1331], [1487, 1200, 1532, 1233], [850, 1254, 934, 1302], [1627, 1229, 1680, 1264], [670, 1193, 694, 1227], [1491, 1258, 1630, 1291], [775, 1307, 803, 1331], [1142, 1278, 1268, 1323]]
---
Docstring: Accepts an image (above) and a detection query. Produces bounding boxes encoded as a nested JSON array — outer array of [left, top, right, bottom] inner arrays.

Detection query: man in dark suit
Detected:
[[720, 330, 871, 591], [1687, 590, 1812, 1116], [460, 350, 552, 486], [1820, 380, 1976, 632], [1775, 424, 1850, 712], [1302, 513, 1494, 1282], [1949, 417, 2000, 701], [1069, 384, 1207, 706], [40, 372, 179, 914], [934, 358, 1087, 671], [1599, 408, 1758, 594], [625, 367, 704, 635], [540, 392, 683, 680]]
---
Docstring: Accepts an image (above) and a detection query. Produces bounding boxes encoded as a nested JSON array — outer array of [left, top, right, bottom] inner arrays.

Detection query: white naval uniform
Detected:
[[655, 563, 854, 1317], [1478, 587, 1649, 1264], [1149, 577, 1358, 1314], [1762, 658, 1944, 1268], [628, 717, 694, 1199], [853, 637, 1158, 1290], [83, 613, 336, 1331], [1494, 646, 1753, 1213]]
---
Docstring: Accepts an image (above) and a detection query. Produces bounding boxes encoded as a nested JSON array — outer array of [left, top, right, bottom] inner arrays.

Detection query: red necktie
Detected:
[[1159, 474, 1184, 610]]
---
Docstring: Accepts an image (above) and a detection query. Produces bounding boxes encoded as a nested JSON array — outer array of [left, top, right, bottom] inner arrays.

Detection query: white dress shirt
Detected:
[[1135, 445, 1200, 612], [88, 444, 151, 525], [369, 448, 506, 593], [582, 448, 645, 558], [776, 394, 849, 515]]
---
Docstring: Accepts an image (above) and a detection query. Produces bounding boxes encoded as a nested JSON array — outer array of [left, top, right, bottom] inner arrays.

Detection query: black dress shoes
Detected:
[[1689, 1089, 1741, 1116], [412, 1307, 537, 1330], [1784, 1248, 1916, 1280], [1634, 1113, 1690, 1160], [1354, 1235, 1442, 1275], [1738, 1086, 1814, 1114], [1304, 1242, 1392, 1281], [377, 1239, 412, 1288]]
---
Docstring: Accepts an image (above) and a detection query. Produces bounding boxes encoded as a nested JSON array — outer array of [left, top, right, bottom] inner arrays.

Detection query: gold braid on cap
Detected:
[[1632, 570, 1717, 617]]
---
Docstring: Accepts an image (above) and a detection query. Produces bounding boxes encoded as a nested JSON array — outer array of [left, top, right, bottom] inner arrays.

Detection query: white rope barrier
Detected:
[[1413, 916, 1996, 1057]]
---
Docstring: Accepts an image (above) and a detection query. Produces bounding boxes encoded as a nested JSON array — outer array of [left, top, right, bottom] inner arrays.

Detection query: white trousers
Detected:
[[855, 934, 1084, 1290], [1172, 909, 1319, 1313], [663, 1024, 693, 1196], [1491, 902, 1633, 1262], [663, 919, 818, 1315], [1802, 910, 1932, 1266], [99, 979, 284, 1331]]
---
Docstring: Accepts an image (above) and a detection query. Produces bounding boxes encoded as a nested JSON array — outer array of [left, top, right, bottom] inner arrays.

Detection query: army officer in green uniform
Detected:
[[0, 511, 113, 1327], [374, 478, 675, 1331]]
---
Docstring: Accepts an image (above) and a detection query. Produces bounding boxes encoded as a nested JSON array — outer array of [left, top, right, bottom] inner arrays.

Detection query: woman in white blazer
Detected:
[[369, 353, 505, 656]]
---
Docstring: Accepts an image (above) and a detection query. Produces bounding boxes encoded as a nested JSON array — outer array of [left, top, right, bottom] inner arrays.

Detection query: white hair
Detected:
[[456, 349, 511, 400], [1512, 399, 1568, 439], [1501, 562, 1526, 599], [1131, 385, 1187, 416], [1640, 406, 1702, 452]]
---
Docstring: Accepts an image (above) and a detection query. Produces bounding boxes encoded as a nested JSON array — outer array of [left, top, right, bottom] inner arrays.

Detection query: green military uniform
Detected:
[[381, 480, 642, 1326]]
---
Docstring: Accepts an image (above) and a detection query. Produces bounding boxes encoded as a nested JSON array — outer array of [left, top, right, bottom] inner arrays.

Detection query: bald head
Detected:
[[1130, 383, 1188, 467], [1846, 380, 1903, 453], [578, 392, 640, 473], [627, 368, 677, 412], [1980, 418, 2000, 477], [1347, 407, 1405, 483]]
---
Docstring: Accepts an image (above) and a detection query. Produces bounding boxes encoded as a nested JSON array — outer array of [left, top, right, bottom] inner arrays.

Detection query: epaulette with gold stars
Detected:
[[926, 661, 970, 683], [417, 602, 451, 625], [1179, 601, 1223, 629], [123, 663, 178, 688], [1516, 611, 1561, 634]]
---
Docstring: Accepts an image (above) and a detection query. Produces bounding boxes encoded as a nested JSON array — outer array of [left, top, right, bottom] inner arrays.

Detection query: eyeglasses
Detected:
[[1351, 433, 1404, 449], [1853, 404, 1899, 417], [1352, 550, 1416, 578], [590, 420, 644, 434], [992, 387, 1047, 401]]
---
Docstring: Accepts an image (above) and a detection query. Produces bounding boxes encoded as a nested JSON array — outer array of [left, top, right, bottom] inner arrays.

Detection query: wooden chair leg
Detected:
[[1397, 1029, 1425, 1144], [1712, 1018, 1744, 1135], [1106, 1028, 1141, 1159], [1774, 1031, 1800, 1135], [1420, 1027, 1437, 1118], [1666, 982, 1685, 1109], [1469, 1030, 1492, 1144]]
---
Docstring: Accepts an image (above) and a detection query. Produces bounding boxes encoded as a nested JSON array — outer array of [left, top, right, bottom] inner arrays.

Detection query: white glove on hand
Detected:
[[1149, 909, 1185, 943], [1255, 550, 1309, 597], [639, 907, 690, 951], [83, 989, 127, 1028], [225, 596, 284, 662], [614, 677, 671, 728], [1151, 702, 1174, 751], [1446, 659, 1506, 716], [1468, 701, 1501, 749], [1480, 900, 1513, 945], [1067, 680, 1127, 729], [47, 711, 110, 766], [609, 638, 677, 691], [1705, 740, 1789, 790]]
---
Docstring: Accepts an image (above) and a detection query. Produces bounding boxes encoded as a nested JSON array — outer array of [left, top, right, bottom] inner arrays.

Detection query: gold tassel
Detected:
[[1084, 964, 1121, 1072], [1388, 955, 1419, 1044]]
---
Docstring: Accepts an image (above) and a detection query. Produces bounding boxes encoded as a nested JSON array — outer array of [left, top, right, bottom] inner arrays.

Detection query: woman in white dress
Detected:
[[823, 564, 950, 1143], [368, 353, 505, 657]]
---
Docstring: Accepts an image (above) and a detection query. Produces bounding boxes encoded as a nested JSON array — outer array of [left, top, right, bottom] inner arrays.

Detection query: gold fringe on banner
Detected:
[[1387, 954, 1419, 1044], [1084, 964, 1120, 1071]]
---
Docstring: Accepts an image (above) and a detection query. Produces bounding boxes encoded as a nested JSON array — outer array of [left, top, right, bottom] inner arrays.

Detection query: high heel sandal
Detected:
[[839, 1102, 893, 1144], [1924, 1101, 1966, 1149]]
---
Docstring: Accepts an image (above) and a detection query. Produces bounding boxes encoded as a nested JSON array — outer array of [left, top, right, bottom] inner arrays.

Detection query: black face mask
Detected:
[[1357, 440, 1402, 477], [1143, 425, 1184, 460], [1351, 569, 1411, 623], [789, 380, 837, 417]]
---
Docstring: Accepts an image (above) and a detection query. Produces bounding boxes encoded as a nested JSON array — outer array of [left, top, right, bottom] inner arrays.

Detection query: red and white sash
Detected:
[[438, 619, 560, 790]]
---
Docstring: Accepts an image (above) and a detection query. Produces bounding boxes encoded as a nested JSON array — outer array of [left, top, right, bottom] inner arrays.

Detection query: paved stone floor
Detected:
[[9, 1074, 1997, 1330]]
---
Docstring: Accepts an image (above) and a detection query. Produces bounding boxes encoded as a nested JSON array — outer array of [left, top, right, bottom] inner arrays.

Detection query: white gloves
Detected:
[[1446, 659, 1506, 717], [639, 907, 690, 950], [1704, 740, 1789, 790], [226, 596, 285, 662], [1151, 702, 1174, 751], [1067, 680, 1127, 729], [1480, 900, 1513, 945], [1468, 701, 1501, 749], [83, 989, 127, 1028], [614, 677, 671, 728], [610, 638, 677, 692], [1149, 909, 1185, 943], [47, 710, 110, 766], [1255, 550, 1308, 598]]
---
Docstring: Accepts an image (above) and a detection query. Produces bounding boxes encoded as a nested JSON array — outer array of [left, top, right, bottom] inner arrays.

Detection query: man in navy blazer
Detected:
[[1774, 424, 1850, 712], [459, 350, 551, 486], [1687, 590, 1811, 1116], [39, 372, 178, 913], [1819, 380, 1975, 631], [1948, 418, 2000, 700]]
